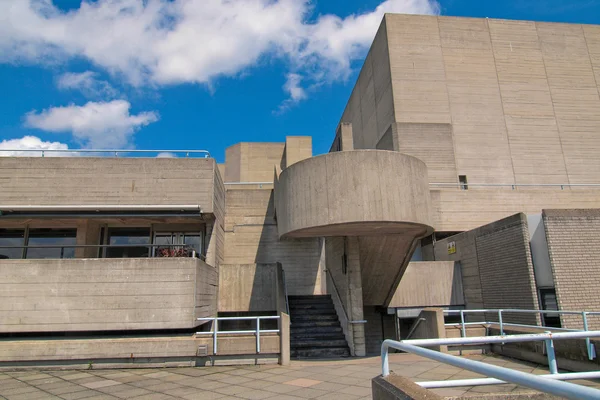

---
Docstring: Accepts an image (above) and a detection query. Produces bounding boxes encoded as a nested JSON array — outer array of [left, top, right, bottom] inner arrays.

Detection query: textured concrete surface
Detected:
[[543, 209, 600, 330], [274, 150, 433, 238], [0, 258, 217, 333], [1, 353, 596, 399], [432, 213, 540, 324]]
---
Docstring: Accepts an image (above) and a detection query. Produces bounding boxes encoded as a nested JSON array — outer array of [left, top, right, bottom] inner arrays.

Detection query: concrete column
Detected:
[[284, 136, 312, 168], [337, 123, 354, 151], [319, 238, 327, 295], [346, 236, 366, 356], [279, 312, 290, 366], [75, 220, 101, 258], [205, 219, 216, 267]]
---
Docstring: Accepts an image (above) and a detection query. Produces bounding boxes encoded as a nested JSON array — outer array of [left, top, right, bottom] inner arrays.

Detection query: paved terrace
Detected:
[[1, 353, 599, 400]]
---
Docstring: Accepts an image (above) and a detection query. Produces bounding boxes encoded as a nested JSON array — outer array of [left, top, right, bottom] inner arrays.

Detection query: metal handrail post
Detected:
[[582, 312, 594, 360], [382, 343, 390, 377], [545, 331, 558, 374], [213, 318, 218, 355], [460, 310, 466, 337], [498, 310, 504, 336], [256, 318, 261, 353]]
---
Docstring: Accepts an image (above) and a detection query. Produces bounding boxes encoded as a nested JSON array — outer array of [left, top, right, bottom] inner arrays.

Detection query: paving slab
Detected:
[[2, 353, 600, 399]]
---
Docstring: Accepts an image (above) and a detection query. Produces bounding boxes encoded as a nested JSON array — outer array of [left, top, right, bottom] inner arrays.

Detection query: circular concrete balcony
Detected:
[[274, 150, 433, 239]]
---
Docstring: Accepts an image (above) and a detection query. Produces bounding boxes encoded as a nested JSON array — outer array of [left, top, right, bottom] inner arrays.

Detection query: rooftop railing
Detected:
[[223, 181, 600, 190], [0, 149, 211, 158], [430, 182, 600, 190], [381, 331, 600, 400]]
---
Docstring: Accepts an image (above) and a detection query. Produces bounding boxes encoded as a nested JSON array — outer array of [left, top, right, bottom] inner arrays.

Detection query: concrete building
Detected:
[[1, 14, 600, 366]]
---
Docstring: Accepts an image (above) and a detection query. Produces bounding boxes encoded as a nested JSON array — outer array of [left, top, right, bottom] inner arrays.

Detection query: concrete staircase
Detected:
[[289, 295, 351, 358]]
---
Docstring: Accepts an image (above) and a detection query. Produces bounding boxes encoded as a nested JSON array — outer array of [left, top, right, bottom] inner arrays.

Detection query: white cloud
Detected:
[[0, 0, 440, 93], [57, 71, 118, 98], [283, 73, 307, 102], [24, 100, 159, 148], [0, 136, 71, 157], [156, 152, 177, 158]]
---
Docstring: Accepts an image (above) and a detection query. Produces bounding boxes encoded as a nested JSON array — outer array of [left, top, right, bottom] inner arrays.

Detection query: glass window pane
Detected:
[[26, 229, 77, 259], [183, 234, 201, 254], [0, 229, 25, 259], [106, 228, 150, 258]]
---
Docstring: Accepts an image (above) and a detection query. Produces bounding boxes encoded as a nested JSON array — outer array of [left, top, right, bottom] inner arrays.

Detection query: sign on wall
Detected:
[[448, 241, 456, 255]]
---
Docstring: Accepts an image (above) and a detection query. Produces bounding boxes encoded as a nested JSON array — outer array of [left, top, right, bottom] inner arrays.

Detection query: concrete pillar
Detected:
[[284, 136, 312, 168], [75, 220, 101, 258], [319, 238, 327, 295], [337, 123, 354, 151], [279, 312, 290, 366], [346, 236, 366, 356], [205, 219, 216, 267]]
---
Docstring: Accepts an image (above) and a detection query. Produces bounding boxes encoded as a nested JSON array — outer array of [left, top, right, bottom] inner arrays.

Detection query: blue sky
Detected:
[[1, 0, 599, 163]]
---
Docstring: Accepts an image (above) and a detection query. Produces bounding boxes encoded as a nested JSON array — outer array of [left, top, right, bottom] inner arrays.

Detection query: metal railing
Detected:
[[445, 309, 600, 360], [381, 331, 600, 400], [196, 316, 280, 355], [282, 269, 290, 315], [224, 182, 273, 188], [222, 181, 600, 191], [0, 244, 205, 261], [324, 269, 367, 325], [0, 149, 211, 158], [405, 317, 426, 340], [430, 182, 600, 190]]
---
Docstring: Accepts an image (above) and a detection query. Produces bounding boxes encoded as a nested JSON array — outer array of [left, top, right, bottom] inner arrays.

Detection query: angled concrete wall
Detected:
[[433, 213, 540, 325], [389, 261, 463, 308]]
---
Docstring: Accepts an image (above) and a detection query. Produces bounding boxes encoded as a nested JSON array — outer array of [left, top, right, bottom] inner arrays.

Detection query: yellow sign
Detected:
[[447, 241, 456, 255]]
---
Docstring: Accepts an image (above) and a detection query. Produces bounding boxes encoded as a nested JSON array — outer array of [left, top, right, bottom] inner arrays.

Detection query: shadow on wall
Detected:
[[252, 191, 322, 300]]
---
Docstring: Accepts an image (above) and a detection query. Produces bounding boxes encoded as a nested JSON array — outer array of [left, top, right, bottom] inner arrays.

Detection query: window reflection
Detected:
[[106, 228, 150, 258], [25, 229, 77, 259], [0, 229, 25, 259]]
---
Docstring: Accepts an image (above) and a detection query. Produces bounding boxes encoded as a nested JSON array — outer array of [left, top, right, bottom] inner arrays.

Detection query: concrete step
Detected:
[[291, 347, 350, 358], [289, 295, 332, 300], [291, 321, 341, 328], [289, 308, 337, 316], [291, 314, 339, 322], [290, 335, 346, 347], [288, 297, 333, 305], [291, 331, 346, 340], [291, 326, 343, 335], [292, 339, 349, 348], [290, 328, 345, 338], [289, 303, 336, 310]]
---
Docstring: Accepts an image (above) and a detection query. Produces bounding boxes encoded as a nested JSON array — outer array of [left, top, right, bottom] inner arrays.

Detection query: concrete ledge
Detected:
[[0, 333, 282, 368], [372, 374, 442, 400]]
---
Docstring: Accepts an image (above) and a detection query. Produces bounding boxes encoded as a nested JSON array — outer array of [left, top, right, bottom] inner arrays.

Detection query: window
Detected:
[[459, 175, 468, 190], [153, 232, 202, 257], [0, 229, 25, 259], [25, 229, 77, 259], [105, 228, 151, 258], [539, 288, 561, 328]]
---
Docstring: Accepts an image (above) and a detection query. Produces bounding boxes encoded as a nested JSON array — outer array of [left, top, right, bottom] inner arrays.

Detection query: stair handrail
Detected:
[[324, 268, 350, 323], [406, 317, 426, 340], [282, 268, 290, 316]]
